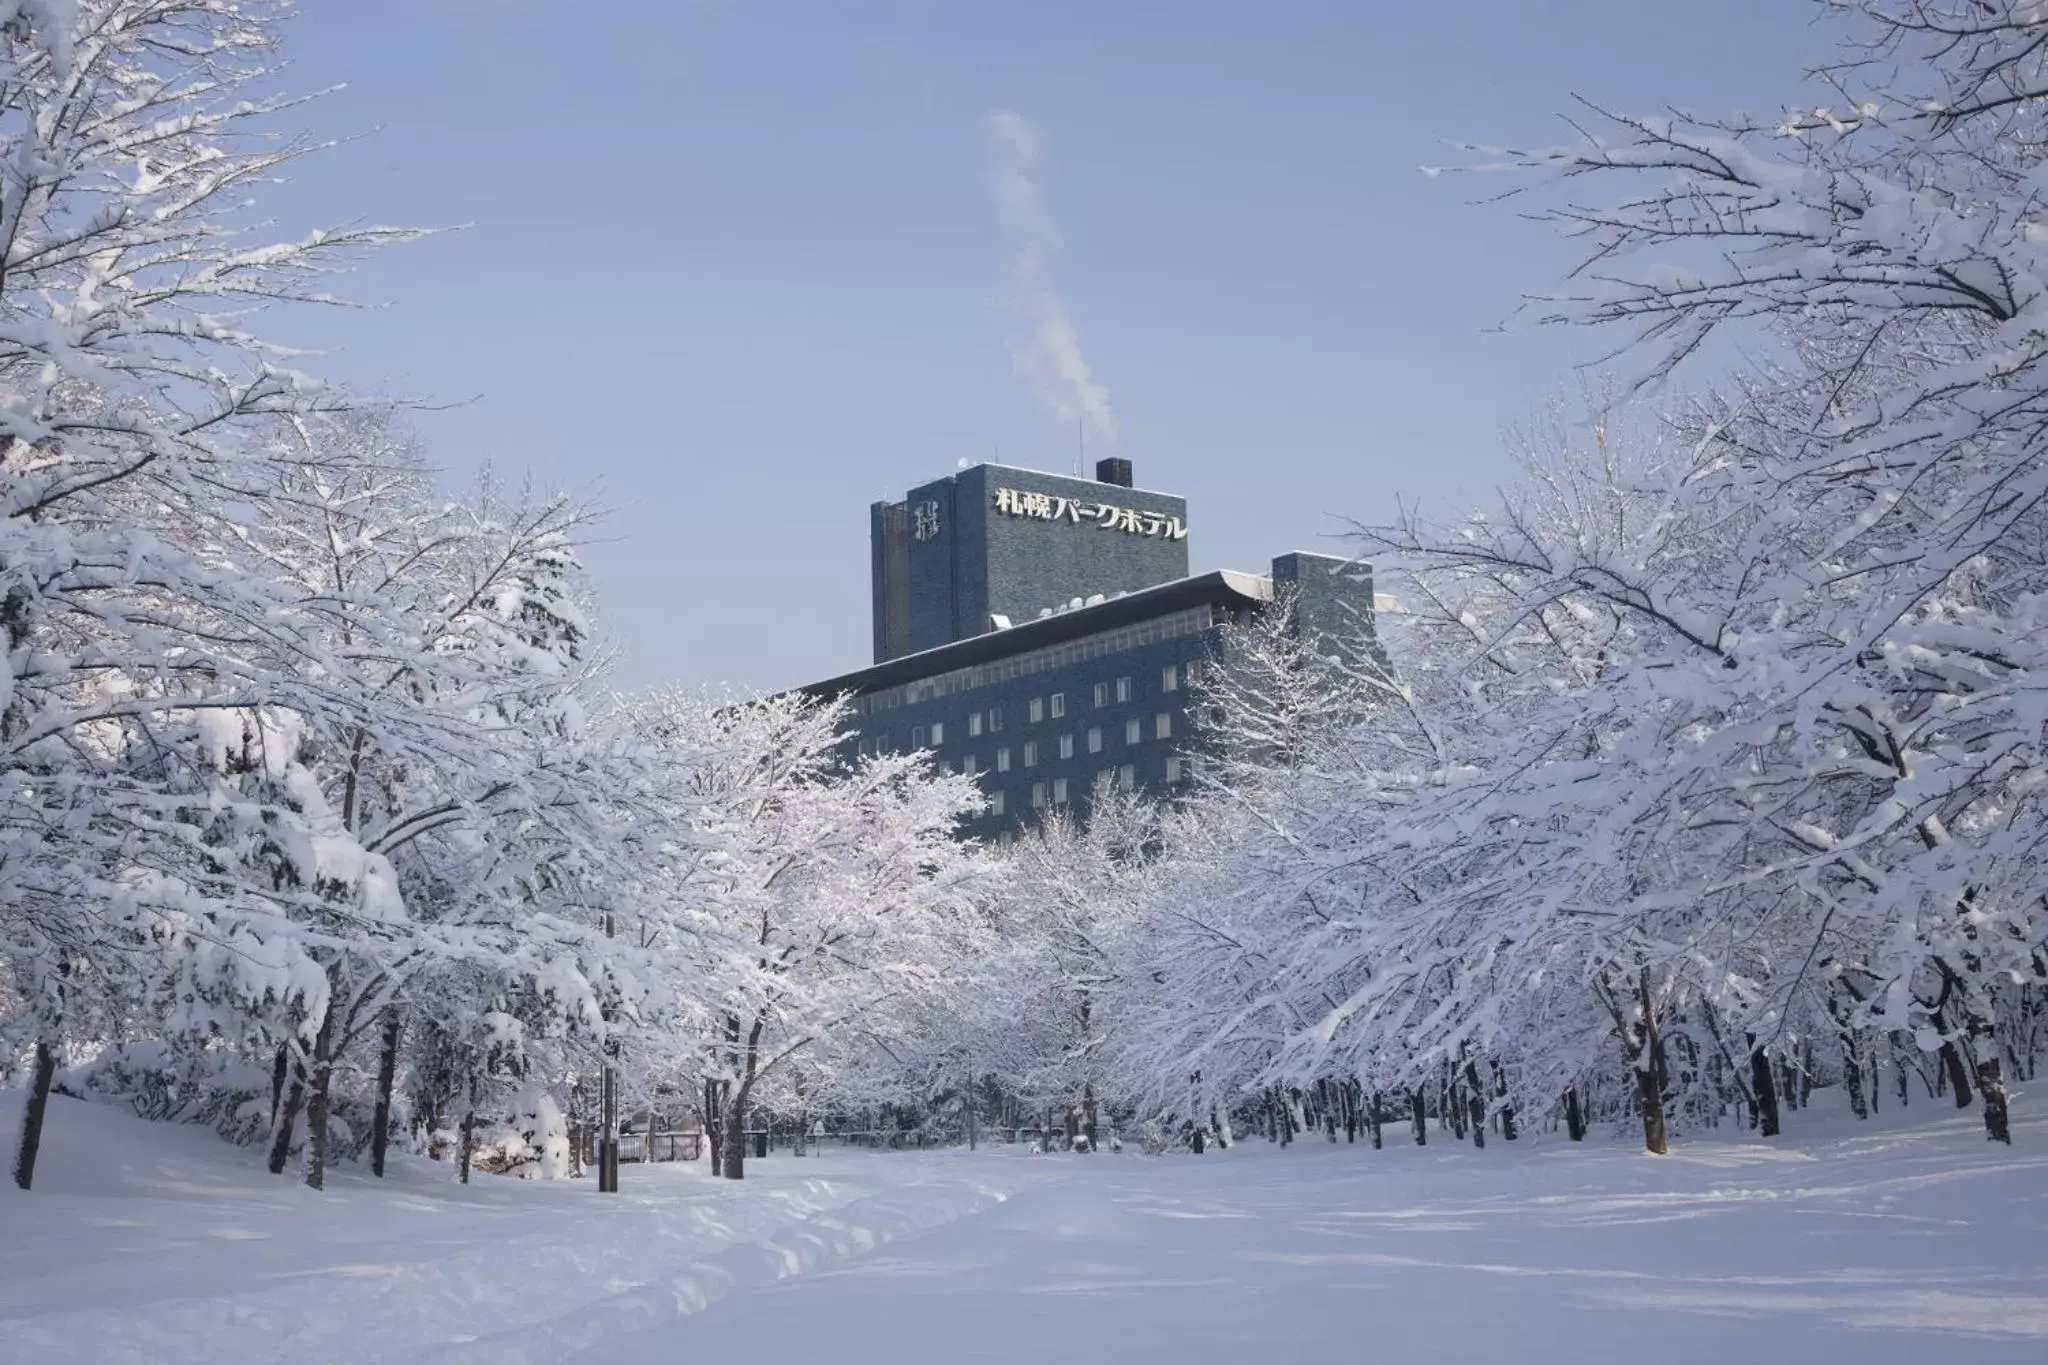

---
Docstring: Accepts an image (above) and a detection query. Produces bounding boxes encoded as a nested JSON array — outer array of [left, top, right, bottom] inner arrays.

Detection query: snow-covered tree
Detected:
[[616, 689, 992, 1178], [1, 0, 420, 1188]]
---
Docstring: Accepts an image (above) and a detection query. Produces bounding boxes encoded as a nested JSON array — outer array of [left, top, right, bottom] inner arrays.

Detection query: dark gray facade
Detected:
[[802, 457, 1377, 837], [870, 460, 1190, 664], [803, 553, 1376, 839]]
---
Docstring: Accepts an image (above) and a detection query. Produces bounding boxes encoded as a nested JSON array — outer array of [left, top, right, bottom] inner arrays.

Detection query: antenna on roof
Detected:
[[1075, 418, 1084, 476]]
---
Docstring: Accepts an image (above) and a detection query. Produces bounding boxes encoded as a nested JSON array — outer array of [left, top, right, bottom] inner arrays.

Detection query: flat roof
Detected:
[[794, 568, 1273, 701], [879, 460, 1188, 504]]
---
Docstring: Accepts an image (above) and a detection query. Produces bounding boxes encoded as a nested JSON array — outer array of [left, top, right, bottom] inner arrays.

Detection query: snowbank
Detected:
[[4, 1089, 2046, 1364], [0, 1093, 1041, 1365]]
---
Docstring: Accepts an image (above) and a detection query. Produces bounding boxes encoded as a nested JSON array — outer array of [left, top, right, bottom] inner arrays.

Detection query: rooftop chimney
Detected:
[[1094, 456, 1133, 488]]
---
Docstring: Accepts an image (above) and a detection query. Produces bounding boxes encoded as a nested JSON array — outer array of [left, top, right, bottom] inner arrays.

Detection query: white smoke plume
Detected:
[[985, 110, 1120, 453]]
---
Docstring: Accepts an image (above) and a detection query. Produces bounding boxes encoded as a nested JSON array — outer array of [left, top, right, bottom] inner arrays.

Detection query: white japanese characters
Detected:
[[992, 486, 1187, 539]]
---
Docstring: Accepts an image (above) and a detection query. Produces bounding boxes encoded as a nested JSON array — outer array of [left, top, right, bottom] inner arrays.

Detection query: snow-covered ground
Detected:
[[4, 1093, 2046, 1364]]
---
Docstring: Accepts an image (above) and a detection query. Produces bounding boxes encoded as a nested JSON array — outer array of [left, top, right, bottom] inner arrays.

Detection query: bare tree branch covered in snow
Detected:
[[934, 1, 2048, 1157], [12, 0, 2048, 1199]]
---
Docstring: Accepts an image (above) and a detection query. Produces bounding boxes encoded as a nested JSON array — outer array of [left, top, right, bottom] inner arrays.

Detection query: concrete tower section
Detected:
[[870, 459, 1190, 664]]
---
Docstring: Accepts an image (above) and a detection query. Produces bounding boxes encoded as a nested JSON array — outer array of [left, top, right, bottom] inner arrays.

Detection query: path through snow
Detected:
[[579, 1108, 2048, 1364], [4, 1094, 2046, 1363]]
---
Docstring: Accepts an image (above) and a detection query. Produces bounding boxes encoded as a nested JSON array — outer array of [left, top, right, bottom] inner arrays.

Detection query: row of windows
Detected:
[[950, 713, 1174, 776], [1025, 764, 1145, 812], [909, 663, 1193, 749], [993, 755, 1195, 818], [975, 756, 1194, 832], [856, 607, 1217, 716]]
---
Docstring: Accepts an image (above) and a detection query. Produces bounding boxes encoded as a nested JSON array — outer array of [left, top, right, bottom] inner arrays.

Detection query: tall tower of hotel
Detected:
[[869, 458, 1190, 664]]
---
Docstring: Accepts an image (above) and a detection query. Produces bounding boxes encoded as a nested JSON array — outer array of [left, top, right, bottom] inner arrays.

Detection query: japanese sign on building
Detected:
[[911, 499, 942, 541], [992, 486, 1187, 540]]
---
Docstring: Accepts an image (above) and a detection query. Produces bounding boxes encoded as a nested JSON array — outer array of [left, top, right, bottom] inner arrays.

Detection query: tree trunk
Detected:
[[1368, 1090, 1383, 1150], [1463, 1060, 1486, 1150], [1841, 1034, 1868, 1121], [371, 1014, 401, 1178], [1748, 1037, 1780, 1138], [1635, 1059, 1668, 1155], [303, 1008, 337, 1190], [1637, 976, 1669, 1155], [11, 1040, 57, 1191], [1977, 1058, 2012, 1145], [268, 1044, 290, 1134], [459, 1108, 474, 1185], [1410, 1087, 1427, 1146], [702, 1078, 724, 1170], [1564, 1086, 1585, 1142], [1082, 1085, 1099, 1152], [267, 1063, 306, 1176], [719, 1089, 749, 1179], [1939, 1040, 1974, 1109]]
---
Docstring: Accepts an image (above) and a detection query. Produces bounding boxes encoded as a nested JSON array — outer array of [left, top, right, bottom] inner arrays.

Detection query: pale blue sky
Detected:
[[262, 0, 1825, 691]]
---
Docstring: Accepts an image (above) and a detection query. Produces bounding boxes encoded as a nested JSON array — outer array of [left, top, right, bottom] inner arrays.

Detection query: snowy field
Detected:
[[4, 1094, 2046, 1365]]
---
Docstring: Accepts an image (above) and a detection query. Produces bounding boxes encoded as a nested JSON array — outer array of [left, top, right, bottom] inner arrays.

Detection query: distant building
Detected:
[[797, 458, 1372, 838]]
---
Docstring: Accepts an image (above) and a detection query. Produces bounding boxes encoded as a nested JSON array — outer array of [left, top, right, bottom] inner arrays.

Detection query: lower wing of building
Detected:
[[794, 553, 1373, 840]]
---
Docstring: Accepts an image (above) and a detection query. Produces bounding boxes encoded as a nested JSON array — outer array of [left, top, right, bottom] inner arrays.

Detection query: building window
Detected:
[[1052, 777, 1068, 805], [1050, 692, 1066, 718], [1027, 697, 1043, 724], [1032, 781, 1047, 809], [1118, 763, 1135, 791], [963, 753, 976, 776], [1023, 741, 1039, 768], [1087, 726, 1103, 754], [1161, 664, 1179, 693], [968, 712, 983, 738], [1124, 718, 1141, 745], [1093, 680, 1109, 708], [1155, 712, 1172, 739], [996, 747, 1012, 773], [930, 720, 945, 745], [1115, 676, 1132, 703], [1165, 755, 1182, 783], [1184, 659, 1202, 686], [911, 725, 926, 748], [989, 790, 1006, 816], [1059, 733, 1075, 760], [939, 759, 954, 775], [989, 705, 1005, 732]]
